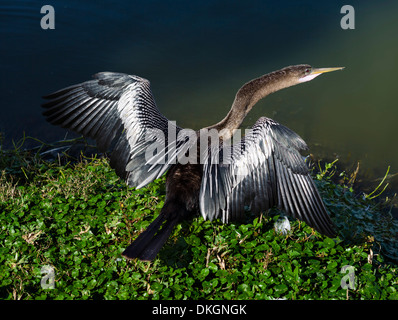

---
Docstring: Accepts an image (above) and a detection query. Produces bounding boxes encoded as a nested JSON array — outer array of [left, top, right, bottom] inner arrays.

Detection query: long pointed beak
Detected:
[[310, 67, 345, 75]]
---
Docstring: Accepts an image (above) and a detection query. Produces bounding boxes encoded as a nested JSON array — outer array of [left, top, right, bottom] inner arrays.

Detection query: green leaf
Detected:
[[199, 268, 209, 279]]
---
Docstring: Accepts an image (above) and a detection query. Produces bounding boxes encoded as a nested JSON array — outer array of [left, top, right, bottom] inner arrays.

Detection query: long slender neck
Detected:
[[207, 68, 298, 140]]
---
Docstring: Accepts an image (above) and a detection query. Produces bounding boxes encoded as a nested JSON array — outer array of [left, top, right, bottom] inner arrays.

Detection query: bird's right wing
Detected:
[[43, 72, 194, 188], [199, 117, 336, 237]]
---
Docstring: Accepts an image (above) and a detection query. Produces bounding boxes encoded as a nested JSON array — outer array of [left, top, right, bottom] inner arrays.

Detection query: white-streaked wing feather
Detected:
[[43, 72, 192, 188], [199, 117, 335, 237]]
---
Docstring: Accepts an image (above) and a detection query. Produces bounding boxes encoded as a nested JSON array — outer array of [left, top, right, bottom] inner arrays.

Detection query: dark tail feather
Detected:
[[137, 217, 179, 261], [122, 214, 165, 260], [122, 213, 179, 261]]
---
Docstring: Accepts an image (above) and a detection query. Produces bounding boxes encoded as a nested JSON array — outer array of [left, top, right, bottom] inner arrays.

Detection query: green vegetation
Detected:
[[1, 138, 398, 300]]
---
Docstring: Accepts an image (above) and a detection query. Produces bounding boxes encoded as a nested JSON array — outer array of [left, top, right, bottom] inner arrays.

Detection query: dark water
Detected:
[[1, 1, 397, 207]]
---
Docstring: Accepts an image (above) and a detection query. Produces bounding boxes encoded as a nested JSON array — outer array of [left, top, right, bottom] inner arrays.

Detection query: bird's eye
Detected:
[[305, 68, 311, 74]]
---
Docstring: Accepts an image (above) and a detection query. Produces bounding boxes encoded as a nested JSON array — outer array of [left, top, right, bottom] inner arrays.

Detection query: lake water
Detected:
[[1, 1, 397, 212]]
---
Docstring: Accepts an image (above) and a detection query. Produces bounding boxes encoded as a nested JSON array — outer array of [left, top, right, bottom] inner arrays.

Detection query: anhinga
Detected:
[[42, 64, 343, 261]]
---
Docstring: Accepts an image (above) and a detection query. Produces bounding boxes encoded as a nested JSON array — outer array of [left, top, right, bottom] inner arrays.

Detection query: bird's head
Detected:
[[294, 64, 344, 83]]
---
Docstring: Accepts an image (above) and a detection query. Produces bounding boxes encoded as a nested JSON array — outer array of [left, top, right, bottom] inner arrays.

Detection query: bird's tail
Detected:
[[122, 205, 181, 261]]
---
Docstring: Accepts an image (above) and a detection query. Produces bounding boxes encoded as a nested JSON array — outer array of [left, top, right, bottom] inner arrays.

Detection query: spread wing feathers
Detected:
[[199, 117, 336, 237], [42, 72, 193, 188]]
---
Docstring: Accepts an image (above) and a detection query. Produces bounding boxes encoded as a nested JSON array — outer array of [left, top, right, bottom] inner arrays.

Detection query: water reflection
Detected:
[[1, 0, 397, 207]]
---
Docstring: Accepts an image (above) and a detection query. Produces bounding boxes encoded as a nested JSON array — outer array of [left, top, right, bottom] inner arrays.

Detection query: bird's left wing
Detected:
[[199, 117, 336, 237], [43, 72, 194, 188]]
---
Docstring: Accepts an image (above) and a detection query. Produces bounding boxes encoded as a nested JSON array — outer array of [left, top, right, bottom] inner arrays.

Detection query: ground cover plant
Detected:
[[1, 137, 397, 300]]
